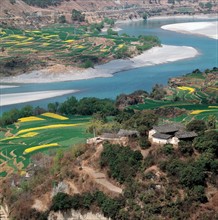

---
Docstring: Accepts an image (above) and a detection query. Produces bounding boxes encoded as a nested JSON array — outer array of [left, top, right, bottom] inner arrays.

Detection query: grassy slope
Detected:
[[0, 114, 91, 176], [130, 71, 218, 124]]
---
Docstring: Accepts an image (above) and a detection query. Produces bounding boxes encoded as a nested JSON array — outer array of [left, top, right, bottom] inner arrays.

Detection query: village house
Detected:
[[149, 123, 197, 146], [87, 129, 139, 145]]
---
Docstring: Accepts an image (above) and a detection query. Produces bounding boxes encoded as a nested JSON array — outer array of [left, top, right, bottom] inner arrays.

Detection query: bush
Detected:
[[193, 130, 218, 156], [162, 144, 174, 155], [179, 165, 206, 188], [139, 137, 151, 149], [81, 60, 94, 68], [100, 143, 143, 183], [178, 141, 194, 156], [186, 119, 207, 134]]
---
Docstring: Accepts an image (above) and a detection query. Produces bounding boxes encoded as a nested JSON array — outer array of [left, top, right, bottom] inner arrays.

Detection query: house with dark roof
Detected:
[[149, 123, 197, 146]]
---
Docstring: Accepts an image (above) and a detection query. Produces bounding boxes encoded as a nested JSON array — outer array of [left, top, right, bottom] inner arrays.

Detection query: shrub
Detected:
[[162, 144, 174, 155], [178, 141, 194, 156], [186, 119, 207, 134]]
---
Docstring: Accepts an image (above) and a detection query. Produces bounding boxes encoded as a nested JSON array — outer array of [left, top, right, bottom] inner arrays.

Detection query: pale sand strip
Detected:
[[148, 14, 218, 21], [0, 85, 19, 89], [0, 90, 78, 106], [0, 44, 199, 84], [161, 21, 218, 40]]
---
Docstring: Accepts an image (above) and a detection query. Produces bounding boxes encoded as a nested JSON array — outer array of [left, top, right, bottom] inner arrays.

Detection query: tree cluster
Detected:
[[71, 9, 85, 22], [50, 191, 125, 219], [100, 143, 143, 183], [22, 0, 64, 8]]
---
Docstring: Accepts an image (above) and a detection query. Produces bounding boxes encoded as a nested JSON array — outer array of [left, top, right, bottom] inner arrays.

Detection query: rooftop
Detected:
[[118, 129, 139, 137], [175, 131, 198, 139], [153, 123, 185, 134], [152, 133, 172, 140]]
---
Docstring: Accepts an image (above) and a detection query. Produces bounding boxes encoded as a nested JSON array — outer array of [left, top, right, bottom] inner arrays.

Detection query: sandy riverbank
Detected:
[[161, 21, 218, 40], [0, 85, 19, 89], [148, 14, 218, 21], [0, 44, 199, 84], [0, 90, 78, 106]]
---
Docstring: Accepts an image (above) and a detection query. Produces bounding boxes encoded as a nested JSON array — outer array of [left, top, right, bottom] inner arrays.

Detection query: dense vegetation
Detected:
[[22, 0, 64, 8], [0, 97, 116, 126], [100, 143, 143, 183]]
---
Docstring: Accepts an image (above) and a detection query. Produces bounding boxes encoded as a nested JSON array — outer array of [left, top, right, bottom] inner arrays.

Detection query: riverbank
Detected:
[[115, 14, 217, 24], [0, 44, 199, 84], [0, 90, 78, 106], [148, 14, 218, 21], [161, 21, 218, 40]]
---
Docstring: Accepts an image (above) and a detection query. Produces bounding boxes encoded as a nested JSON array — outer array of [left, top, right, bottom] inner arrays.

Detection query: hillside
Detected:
[[0, 0, 217, 27], [0, 68, 217, 219]]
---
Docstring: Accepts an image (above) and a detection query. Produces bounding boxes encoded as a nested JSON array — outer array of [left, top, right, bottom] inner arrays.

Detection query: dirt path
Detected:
[[81, 166, 122, 194], [0, 205, 9, 220]]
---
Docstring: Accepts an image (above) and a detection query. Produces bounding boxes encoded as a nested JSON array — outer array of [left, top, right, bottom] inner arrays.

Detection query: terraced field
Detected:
[[131, 84, 218, 124], [0, 24, 159, 68], [0, 113, 91, 177]]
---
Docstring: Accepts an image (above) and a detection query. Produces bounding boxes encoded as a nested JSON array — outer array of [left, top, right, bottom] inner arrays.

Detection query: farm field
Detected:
[[131, 71, 218, 124], [0, 24, 160, 70], [0, 113, 91, 177]]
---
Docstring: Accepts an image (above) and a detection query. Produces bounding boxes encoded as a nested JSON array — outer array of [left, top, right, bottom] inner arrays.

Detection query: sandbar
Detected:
[[148, 14, 218, 21], [0, 44, 199, 84], [0, 90, 78, 106], [0, 85, 19, 89], [161, 21, 218, 40]]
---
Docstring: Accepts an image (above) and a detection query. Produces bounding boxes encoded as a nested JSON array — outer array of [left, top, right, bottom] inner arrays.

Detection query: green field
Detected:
[[130, 84, 218, 124], [0, 114, 91, 177], [0, 24, 159, 67]]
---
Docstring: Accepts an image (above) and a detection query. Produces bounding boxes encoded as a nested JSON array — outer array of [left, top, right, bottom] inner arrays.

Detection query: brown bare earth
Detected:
[[0, 0, 217, 27]]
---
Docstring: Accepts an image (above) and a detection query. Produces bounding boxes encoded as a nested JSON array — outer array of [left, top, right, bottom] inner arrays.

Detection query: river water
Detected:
[[0, 18, 217, 113]]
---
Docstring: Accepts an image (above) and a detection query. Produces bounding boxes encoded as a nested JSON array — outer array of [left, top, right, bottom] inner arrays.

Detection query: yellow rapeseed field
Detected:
[[177, 86, 195, 93], [20, 132, 39, 138], [65, 39, 74, 43], [41, 112, 69, 120], [24, 143, 59, 154], [118, 44, 124, 48], [11, 35, 26, 39], [18, 116, 45, 123], [42, 43, 50, 46], [18, 124, 79, 134], [209, 106, 218, 108], [190, 110, 214, 115], [77, 45, 85, 49]]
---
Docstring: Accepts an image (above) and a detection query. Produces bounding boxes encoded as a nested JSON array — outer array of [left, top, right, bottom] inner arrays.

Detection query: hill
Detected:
[[0, 0, 217, 27], [0, 67, 217, 219]]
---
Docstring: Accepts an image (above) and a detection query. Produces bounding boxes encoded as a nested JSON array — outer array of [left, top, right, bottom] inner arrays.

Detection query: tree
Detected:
[[150, 84, 166, 100], [142, 13, 148, 20], [71, 9, 85, 22], [179, 165, 206, 188], [59, 97, 78, 115], [186, 119, 207, 134], [58, 15, 66, 23], [124, 110, 158, 132], [207, 114, 216, 129], [193, 130, 218, 156], [48, 102, 59, 113]]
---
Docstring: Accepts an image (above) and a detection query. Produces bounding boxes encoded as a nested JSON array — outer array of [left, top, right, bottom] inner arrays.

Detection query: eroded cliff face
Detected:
[[48, 210, 110, 220], [0, 0, 217, 27]]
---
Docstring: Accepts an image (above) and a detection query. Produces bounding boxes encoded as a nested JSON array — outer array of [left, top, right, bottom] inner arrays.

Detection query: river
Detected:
[[0, 18, 217, 113]]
